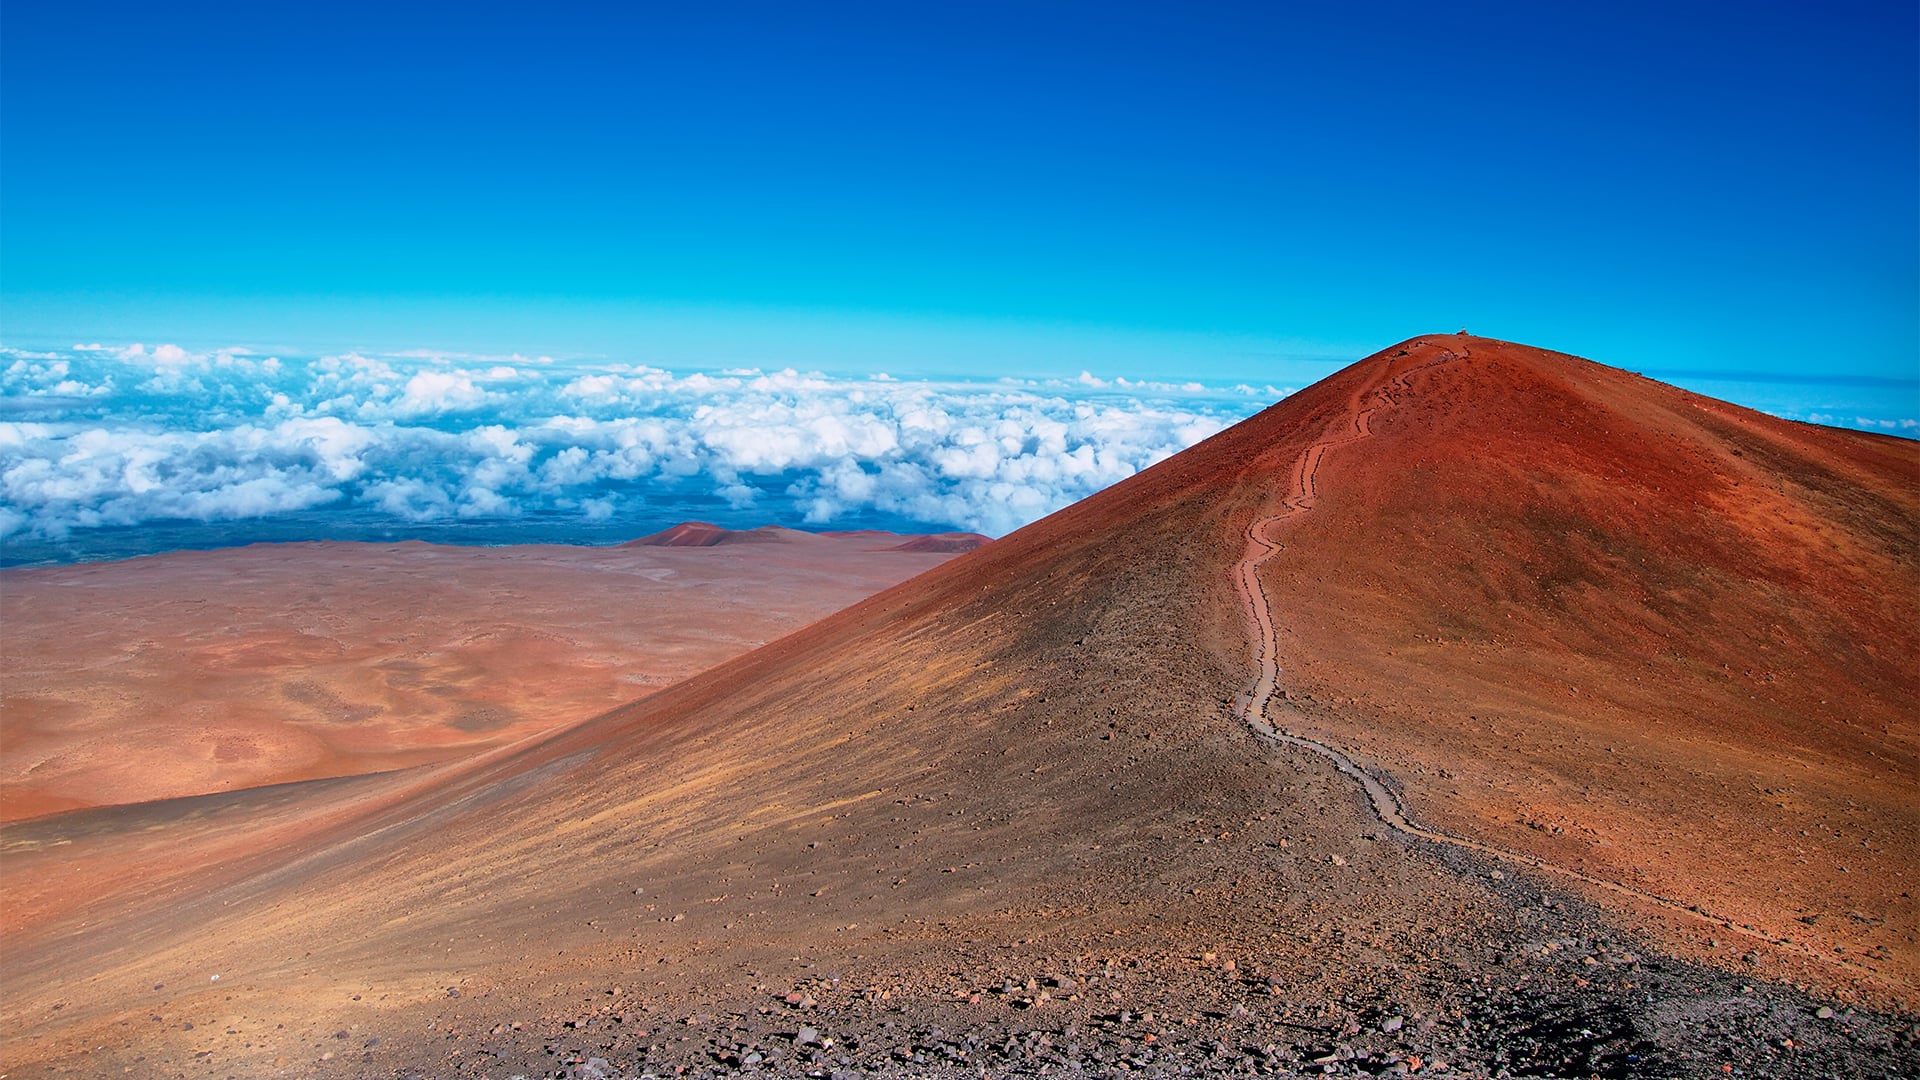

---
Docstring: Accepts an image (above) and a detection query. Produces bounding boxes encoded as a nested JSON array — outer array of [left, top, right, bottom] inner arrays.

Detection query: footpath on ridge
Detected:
[[1225, 340, 1850, 976]]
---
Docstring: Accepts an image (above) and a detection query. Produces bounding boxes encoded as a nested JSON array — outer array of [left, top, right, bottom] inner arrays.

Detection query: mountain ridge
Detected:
[[3, 334, 1914, 1077]]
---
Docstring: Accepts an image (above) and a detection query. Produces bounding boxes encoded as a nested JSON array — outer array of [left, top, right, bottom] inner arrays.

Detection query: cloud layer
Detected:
[[1, 344, 1292, 557]]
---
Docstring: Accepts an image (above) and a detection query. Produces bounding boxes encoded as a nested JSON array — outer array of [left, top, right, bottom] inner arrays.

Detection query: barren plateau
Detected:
[[0, 527, 977, 820]]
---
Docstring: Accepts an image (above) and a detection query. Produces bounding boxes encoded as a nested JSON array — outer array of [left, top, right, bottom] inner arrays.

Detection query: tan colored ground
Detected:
[[0, 337, 1913, 1077], [0, 528, 971, 820]]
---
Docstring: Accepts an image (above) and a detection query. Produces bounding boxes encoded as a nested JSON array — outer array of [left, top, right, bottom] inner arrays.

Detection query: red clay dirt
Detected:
[[882, 532, 993, 553], [625, 522, 793, 547], [0, 531, 966, 820], [1238, 337, 1918, 994], [0, 336, 1913, 1077]]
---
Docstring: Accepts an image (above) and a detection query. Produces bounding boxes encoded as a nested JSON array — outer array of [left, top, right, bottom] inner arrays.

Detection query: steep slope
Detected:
[[1240, 336, 1918, 989], [2, 336, 1914, 1078]]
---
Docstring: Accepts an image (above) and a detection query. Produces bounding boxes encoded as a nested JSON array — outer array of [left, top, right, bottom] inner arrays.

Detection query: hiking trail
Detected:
[[1228, 341, 1837, 969]]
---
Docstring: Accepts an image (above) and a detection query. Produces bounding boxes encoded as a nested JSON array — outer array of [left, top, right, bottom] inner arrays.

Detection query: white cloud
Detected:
[[0, 346, 64, 361], [0, 343, 1283, 546], [390, 370, 496, 418], [365, 477, 455, 521], [457, 486, 518, 518]]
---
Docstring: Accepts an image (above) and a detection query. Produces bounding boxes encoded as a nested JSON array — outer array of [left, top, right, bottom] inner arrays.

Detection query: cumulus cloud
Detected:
[[0, 342, 1284, 549], [6, 341, 1914, 560], [391, 369, 497, 417]]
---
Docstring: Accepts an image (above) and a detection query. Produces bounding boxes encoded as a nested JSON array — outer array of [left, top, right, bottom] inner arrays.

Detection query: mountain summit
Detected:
[[3, 335, 1914, 1077]]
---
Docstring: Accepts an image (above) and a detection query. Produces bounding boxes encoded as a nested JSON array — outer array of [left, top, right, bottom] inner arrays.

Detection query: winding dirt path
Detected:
[[1229, 344, 1836, 967]]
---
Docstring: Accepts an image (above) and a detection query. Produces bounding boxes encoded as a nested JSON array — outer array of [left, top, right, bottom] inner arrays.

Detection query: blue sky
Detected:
[[5, 1, 1913, 379], [0, 2, 1915, 560]]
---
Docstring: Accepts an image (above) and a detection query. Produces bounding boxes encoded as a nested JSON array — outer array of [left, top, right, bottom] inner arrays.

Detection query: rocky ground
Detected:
[[174, 897, 1920, 1080], [52, 826, 1918, 1079], [438, 960, 1918, 1080]]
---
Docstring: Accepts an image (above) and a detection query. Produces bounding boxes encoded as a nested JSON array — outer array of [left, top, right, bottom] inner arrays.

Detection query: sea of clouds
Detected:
[[0, 343, 1294, 565]]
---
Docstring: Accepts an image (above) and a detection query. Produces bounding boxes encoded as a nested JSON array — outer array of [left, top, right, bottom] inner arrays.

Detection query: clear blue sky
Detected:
[[3, 0, 1915, 385]]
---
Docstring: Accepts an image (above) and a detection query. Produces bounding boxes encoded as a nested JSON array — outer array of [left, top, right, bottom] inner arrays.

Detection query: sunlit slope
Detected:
[[1253, 335, 1919, 990], [0, 378, 1329, 1064], [4, 334, 1914, 1074]]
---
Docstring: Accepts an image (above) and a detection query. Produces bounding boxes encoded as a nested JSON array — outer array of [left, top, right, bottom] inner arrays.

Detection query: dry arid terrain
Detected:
[[0, 527, 977, 821], [1, 336, 1914, 1079]]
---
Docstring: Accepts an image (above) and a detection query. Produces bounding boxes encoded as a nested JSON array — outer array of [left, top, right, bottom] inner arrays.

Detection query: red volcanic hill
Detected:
[[880, 532, 991, 553], [2, 335, 1913, 1076], [626, 521, 799, 546], [1238, 335, 1918, 981], [630, 522, 993, 553]]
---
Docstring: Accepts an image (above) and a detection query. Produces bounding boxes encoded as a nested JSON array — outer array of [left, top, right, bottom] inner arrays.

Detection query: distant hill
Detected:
[[629, 521, 993, 552], [624, 521, 802, 547]]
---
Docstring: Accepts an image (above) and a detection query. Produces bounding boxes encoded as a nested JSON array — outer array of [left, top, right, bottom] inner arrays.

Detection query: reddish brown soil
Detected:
[[1244, 337, 1918, 995], [884, 532, 992, 553], [0, 532, 964, 820], [626, 522, 795, 547], [1, 337, 1912, 1077]]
